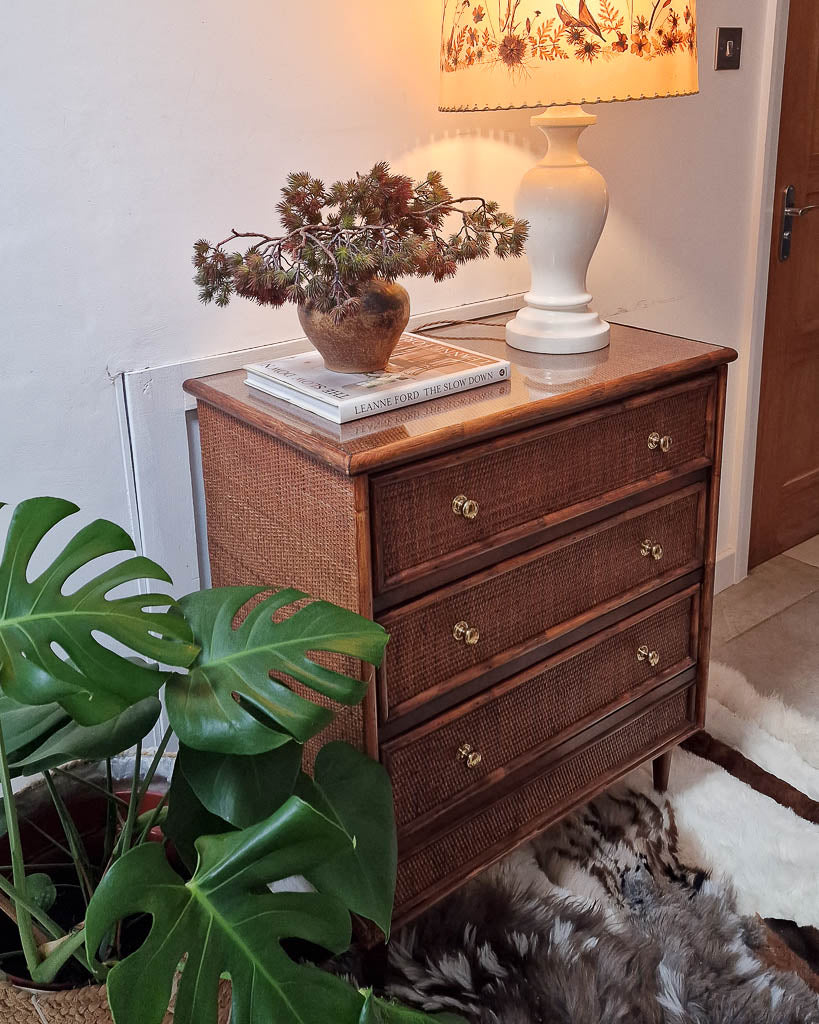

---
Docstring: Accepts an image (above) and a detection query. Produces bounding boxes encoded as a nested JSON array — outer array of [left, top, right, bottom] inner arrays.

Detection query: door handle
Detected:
[[780, 185, 818, 261], [785, 203, 819, 217]]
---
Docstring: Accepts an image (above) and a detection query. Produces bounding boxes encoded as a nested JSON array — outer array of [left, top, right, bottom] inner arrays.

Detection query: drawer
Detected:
[[394, 685, 695, 923], [371, 377, 714, 597], [383, 589, 698, 833], [378, 484, 705, 721]]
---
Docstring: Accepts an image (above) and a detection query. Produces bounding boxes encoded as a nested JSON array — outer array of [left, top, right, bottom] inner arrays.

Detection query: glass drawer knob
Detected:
[[452, 494, 479, 520], [640, 540, 664, 561], [637, 645, 660, 667], [458, 742, 482, 769], [453, 621, 480, 644]]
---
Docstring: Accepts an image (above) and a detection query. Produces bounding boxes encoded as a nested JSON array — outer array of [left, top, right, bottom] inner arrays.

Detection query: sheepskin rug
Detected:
[[624, 663, 819, 926], [386, 788, 819, 1023], [707, 661, 819, 776]]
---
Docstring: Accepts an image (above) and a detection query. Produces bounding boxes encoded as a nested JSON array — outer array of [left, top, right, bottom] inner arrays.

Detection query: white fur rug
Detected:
[[709, 661, 819, 780], [626, 662, 819, 927]]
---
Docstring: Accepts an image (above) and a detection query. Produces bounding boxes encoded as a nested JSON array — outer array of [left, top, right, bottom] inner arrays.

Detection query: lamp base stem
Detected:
[[506, 105, 610, 355]]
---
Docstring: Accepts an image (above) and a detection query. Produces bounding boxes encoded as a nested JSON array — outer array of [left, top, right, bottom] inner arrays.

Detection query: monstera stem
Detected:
[[117, 739, 142, 861], [106, 728, 173, 870], [42, 771, 95, 905], [103, 758, 117, 865], [135, 727, 173, 807], [0, 720, 40, 976]]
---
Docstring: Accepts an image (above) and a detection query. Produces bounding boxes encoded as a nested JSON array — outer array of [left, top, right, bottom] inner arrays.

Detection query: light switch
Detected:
[[715, 27, 742, 70]]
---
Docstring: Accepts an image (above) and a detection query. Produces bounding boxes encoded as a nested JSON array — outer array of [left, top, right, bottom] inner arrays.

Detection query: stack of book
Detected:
[[244, 333, 510, 424]]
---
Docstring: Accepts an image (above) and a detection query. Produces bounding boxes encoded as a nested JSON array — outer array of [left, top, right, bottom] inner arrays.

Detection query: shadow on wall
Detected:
[[389, 98, 706, 329], [390, 121, 540, 310]]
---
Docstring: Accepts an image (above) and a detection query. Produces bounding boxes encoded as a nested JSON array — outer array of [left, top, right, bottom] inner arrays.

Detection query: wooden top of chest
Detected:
[[183, 316, 736, 475]]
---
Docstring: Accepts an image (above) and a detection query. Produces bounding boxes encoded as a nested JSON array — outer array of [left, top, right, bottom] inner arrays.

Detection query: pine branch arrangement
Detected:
[[193, 162, 528, 321]]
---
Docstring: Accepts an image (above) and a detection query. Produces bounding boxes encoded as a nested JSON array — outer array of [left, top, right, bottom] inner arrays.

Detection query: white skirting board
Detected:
[[714, 549, 736, 596]]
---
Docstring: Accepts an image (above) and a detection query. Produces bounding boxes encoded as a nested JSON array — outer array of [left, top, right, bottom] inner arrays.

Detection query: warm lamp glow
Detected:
[[439, 1, 698, 110], [439, 1, 700, 354]]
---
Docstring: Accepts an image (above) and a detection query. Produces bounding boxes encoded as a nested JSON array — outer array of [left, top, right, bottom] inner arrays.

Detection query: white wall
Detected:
[[1, 0, 782, 581]]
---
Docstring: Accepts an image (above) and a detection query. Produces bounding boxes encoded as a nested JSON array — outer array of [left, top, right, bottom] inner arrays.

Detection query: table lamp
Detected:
[[440, 1, 698, 353]]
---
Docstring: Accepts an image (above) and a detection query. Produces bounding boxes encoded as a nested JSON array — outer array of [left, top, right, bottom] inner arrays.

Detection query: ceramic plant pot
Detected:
[[298, 278, 410, 373]]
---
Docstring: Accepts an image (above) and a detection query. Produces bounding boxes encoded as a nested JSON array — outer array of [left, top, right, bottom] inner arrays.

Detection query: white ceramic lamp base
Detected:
[[506, 106, 610, 355]]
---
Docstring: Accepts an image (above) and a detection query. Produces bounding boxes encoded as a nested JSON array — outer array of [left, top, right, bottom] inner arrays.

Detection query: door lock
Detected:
[[780, 185, 819, 261]]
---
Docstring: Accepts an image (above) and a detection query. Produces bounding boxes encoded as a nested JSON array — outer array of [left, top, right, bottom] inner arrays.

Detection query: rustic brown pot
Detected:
[[297, 279, 410, 373]]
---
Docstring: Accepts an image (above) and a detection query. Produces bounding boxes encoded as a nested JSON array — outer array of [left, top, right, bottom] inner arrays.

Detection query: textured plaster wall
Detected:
[[1, 0, 779, 572]]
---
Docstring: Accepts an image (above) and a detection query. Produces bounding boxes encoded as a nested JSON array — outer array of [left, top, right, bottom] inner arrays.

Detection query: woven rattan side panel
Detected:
[[197, 402, 368, 756], [394, 687, 692, 914], [385, 594, 694, 830], [373, 379, 712, 587], [382, 488, 702, 713]]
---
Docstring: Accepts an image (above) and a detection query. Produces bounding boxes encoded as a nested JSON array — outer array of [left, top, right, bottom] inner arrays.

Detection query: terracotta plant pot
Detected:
[[297, 278, 410, 373]]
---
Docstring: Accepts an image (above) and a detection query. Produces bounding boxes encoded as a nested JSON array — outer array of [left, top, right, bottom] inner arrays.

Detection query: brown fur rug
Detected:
[[384, 788, 819, 1023]]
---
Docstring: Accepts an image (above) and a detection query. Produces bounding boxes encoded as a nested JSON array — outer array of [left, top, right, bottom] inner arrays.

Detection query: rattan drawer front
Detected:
[[383, 591, 696, 832], [379, 486, 704, 720], [371, 378, 713, 595], [394, 686, 693, 919]]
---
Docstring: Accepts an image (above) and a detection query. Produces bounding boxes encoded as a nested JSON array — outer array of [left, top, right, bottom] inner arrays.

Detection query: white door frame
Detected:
[[727, 0, 791, 580]]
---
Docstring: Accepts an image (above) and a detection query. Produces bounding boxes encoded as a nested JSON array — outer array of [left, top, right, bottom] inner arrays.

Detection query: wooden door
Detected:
[[750, 0, 819, 567]]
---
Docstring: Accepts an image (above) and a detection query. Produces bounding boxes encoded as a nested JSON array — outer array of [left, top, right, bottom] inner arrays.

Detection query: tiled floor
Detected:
[[712, 536, 819, 717]]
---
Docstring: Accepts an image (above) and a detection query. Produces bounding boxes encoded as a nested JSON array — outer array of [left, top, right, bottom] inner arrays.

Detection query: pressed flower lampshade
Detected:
[[439, 1, 699, 353]]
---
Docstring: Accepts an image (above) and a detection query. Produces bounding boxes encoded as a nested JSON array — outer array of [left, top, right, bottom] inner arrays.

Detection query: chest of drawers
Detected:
[[184, 319, 736, 928]]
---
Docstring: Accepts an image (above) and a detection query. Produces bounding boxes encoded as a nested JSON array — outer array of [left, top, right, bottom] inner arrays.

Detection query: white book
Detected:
[[244, 332, 510, 424]]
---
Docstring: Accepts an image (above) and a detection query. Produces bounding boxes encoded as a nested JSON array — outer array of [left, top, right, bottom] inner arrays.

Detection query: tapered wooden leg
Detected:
[[653, 749, 673, 792]]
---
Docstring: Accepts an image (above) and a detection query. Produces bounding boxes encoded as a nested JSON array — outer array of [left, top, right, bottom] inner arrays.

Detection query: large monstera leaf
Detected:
[[165, 587, 388, 754], [0, 498, 198, 723], [178, 741, 304, 830], [86, 797, 366, 1024], [0, 693, 161, 777], [176, 741, 397, 934], [298, 742, 397, 937]]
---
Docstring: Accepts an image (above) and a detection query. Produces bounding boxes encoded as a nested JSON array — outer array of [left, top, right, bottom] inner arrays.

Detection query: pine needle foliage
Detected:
[[193, 162, 528, 321]]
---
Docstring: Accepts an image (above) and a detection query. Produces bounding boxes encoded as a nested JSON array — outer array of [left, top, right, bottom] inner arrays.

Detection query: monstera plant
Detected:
[[0, 497, 457, 1024]]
